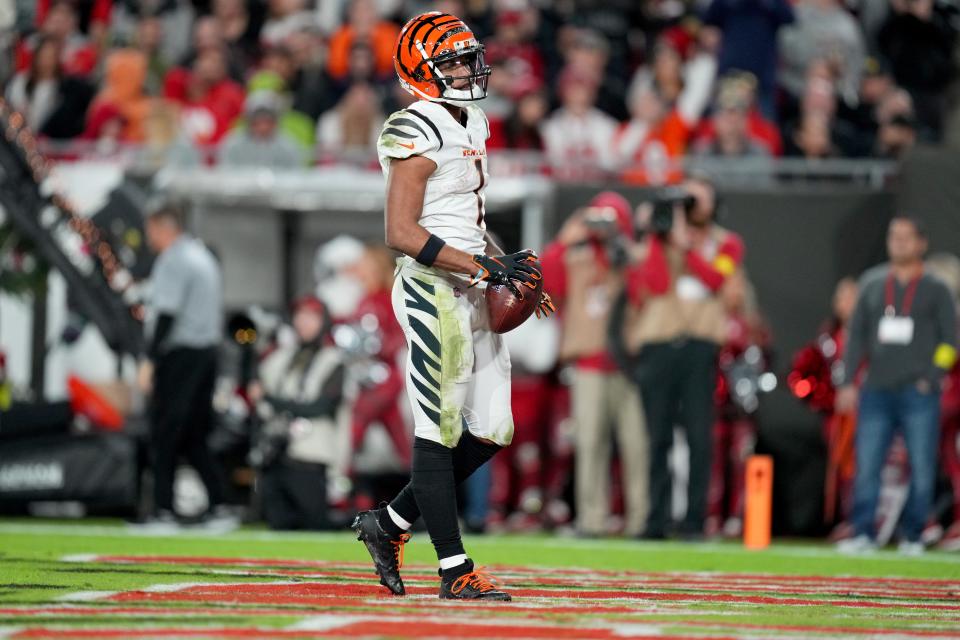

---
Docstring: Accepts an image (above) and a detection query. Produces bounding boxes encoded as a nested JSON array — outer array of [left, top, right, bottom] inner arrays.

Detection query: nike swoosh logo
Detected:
[[398, 141, 416, 149]]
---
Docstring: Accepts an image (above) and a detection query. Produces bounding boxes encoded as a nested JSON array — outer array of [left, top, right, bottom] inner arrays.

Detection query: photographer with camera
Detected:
[[541, 192, 650, 538], [248, 295, 346, 530], [625, 175, 744, 539]]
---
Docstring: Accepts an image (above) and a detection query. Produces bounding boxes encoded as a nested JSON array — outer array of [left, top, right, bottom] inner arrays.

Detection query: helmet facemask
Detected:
[[416, 43, 491, 105]]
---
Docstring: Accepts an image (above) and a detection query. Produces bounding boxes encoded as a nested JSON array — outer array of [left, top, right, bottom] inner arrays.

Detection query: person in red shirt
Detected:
[[163, 47, 245, 146], [541, 191, 650, 537], [16, 1, 100, 77], [787, 277, 858, 539], [345, 244, 410, 468]]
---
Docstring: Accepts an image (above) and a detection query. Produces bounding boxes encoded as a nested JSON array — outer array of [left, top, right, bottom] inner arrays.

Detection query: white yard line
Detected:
[[285, 615, 366, 631], [55, 590, 119, 602]]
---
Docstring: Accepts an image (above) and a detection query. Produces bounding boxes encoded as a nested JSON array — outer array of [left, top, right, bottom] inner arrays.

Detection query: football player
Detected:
[[352, 10, 554, 601]]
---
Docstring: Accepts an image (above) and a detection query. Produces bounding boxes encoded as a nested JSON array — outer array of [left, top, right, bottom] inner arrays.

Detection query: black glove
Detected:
[[469, 250, 542, 295]]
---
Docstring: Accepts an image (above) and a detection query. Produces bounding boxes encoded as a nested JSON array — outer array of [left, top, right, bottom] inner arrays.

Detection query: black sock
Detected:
[[389, 433, 502, 527], [441, 557, 475, 580], [410, 436, 464, 561]]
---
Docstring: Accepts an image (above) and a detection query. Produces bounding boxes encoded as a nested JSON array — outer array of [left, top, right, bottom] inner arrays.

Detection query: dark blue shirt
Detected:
[[703, 0, 794, 91]]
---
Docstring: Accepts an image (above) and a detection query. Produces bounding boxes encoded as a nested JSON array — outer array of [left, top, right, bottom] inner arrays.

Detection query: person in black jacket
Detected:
[[878, 0, 958, 139], [4, 35, 94, 139]]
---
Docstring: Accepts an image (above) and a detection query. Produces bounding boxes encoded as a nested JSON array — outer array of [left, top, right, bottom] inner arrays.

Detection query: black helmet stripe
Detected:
[[395, 13, 457, 77], [407, 14, 459, 56]]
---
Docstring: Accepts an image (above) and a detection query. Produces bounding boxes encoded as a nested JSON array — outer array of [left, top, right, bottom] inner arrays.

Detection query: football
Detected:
[[485, 276, 543, 334]]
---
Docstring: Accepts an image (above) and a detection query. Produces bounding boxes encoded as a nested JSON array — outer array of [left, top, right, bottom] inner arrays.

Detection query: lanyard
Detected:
[[884, 272, 921, 317]]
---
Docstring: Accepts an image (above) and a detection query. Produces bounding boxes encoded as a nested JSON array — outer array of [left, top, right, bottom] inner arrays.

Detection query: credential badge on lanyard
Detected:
[[877, 272, 919, 345]]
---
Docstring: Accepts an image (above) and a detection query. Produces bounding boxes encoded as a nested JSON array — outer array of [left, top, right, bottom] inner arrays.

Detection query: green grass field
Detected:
[[1, 518, 959, 638]]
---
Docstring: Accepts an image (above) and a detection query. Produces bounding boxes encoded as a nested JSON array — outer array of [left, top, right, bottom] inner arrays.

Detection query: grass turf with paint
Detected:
[[1, 518, 959, 638]]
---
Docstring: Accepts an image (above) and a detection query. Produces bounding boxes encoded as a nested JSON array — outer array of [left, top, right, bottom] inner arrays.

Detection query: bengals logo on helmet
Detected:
[[394, 12, 491, 104]]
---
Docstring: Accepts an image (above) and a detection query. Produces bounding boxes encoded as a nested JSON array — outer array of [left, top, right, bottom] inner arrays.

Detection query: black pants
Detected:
[[260, 457, 330, 530], [150, 346, 224, 513], [638, 339, 719, 536]]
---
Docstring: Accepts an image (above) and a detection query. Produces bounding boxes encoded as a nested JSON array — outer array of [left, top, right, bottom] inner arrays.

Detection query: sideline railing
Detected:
[[34, 140, 899, 188]]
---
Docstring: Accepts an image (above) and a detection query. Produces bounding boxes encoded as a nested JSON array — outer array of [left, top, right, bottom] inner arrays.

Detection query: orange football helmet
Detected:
[[394, 11, 491, 104]]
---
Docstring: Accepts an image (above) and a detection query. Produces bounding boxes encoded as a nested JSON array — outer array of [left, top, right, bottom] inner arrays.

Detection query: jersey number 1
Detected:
[[472, 159, 485, 227]]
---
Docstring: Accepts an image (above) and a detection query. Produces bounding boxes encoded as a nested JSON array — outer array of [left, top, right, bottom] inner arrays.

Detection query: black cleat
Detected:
[[352, 509, 410, 596], [439, 559, 512, 601]]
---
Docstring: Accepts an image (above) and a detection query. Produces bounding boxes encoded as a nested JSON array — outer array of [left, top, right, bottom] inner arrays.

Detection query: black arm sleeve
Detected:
[[265, 363, 345, 419], [148, 314, 174, 360]]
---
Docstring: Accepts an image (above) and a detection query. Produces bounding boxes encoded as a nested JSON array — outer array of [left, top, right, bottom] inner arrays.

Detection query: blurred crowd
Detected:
[[5, 182, 960, 550], [2, 0, 959, 179]]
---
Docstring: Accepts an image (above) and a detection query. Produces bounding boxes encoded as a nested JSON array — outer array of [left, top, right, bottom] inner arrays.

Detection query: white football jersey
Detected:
[[377, 100, 490, 256]]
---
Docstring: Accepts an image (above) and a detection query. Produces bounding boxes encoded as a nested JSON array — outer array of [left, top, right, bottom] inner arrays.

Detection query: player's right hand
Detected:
[[469, 250, 542, 292]]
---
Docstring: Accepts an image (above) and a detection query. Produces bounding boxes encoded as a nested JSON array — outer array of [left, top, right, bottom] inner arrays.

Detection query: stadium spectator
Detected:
[[541, 66, 618, 179], [487, 87, 547, 151], [693, 92, 771, 159], [85, 49, 153, 143], [560, 28, 627, 122], [874, 89, 918, 159], [218, 90, 305, 168], [326, 0, 399, 82], [111, 0, 195, 72], [625, 175, 744, 539], [778, 0, 866, 108], [245, 61, 316, 152], [211, 0, 262, 73], [782, 73, 858, 158], [5, 35, 94, 139], [541, 192, 650, 538], [178, 15, 245, 83], [694, 72, 782, 156], [261, 0, 317, 49], [613, 86, 688, 185], [482, 58, 525, 123], [316, 82, 384, 159], [702, 0, 794, 121], [627, 39, 717, 126], [617, 40, 714, 184], [484, 8, 545, 96], [139, 201, 234, 532], [284, 26, 338, 122], [249, 295, 346, 530], [134, 15, 173, 96], [789, 112, 842, 159], [15, 1, 98, 77], [836, 216, 956, 555], [878, 0, 957, 139], [835, 57, 897, 157], [162, 47, 245, 146]]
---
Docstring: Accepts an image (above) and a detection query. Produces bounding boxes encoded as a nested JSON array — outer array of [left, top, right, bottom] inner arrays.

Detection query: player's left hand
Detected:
[[535, 291, 556, 319]]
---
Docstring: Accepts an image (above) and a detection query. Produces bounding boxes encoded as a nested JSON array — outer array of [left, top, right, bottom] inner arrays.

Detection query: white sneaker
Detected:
[[897, 540, 925, 556], [195, 505, 240, 533], [129, 510, 181, 534], [836, 534, 877, 554]]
